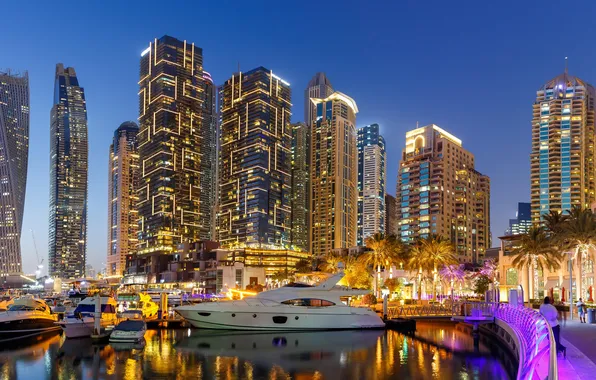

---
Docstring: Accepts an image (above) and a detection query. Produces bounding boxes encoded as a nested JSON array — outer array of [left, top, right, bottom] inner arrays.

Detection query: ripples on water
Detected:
[[0, 322, 512, 379]]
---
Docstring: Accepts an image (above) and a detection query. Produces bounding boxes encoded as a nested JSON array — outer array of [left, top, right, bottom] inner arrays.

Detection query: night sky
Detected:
[[4, 0, 596, 274]]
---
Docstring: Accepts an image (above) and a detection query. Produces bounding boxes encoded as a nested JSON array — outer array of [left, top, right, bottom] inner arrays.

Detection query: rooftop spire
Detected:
[[565, 56, 568, 74]]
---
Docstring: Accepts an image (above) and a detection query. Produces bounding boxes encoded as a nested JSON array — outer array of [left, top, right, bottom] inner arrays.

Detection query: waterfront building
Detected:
[[107, 122, 139, 277], [0, 70, 29, 276], [217, 67, 293, 250], [49, 64, 88, 279], [310, 92, 359, 257], [304, 73, 333, 126], [504, 202, 531, 236], [531, 71, 596, 222], [357, 124, 386, 245], [396, 124, 490, 263], [130, 36, 217, 283], [218, 247, 310, 278], [290, 122, 310, 252], [385, 194, 399, 237]]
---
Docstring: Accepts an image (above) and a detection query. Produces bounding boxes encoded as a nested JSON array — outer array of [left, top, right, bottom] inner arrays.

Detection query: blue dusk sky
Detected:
[[3, 0, 596, 274]]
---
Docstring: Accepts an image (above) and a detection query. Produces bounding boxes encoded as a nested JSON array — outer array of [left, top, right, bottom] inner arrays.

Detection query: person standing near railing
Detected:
[[540, 296, 566, 358], [576, 298, 587, 323]]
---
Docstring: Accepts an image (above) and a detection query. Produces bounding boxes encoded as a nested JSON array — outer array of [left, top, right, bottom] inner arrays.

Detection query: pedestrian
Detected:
[[576, 298, 587, 323], [540, 296, 566, 358]]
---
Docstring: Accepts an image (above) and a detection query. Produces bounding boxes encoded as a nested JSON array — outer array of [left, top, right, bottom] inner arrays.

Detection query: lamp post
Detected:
[[569, 254, 574, 320]]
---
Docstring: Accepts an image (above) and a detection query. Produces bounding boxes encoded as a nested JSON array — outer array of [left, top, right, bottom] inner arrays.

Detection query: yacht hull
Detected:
[[58, 317, 117, 339], [176, 306, 384, 330], [0, 317, 61, 341]]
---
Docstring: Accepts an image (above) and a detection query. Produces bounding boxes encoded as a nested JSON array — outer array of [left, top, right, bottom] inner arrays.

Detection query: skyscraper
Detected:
[[531, 71, 595, 222], [396, 124, 490, 263], [133, 36, 216, 281], [107, 121, 140, 277], [385, 194, 399, 236], [217, 67, 292, 248], [304, 73, 333, 126], [357, 124, 386, 245], [291, 122, 310, 252], [49, 64, 88, 279], [505, 202, 532, 236], [310, 92, 359, 257], [0, 70, 29, 275]]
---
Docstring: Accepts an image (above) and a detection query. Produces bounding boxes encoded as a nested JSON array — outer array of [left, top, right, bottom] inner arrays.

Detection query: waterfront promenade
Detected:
[[557, 319, 596, 380]]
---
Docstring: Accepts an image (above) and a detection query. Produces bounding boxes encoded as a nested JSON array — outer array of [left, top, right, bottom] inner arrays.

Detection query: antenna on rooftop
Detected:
[[565, 57, 568, 74]]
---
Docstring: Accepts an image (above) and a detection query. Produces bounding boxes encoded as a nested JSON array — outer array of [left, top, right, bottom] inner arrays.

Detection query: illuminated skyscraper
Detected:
[[0, 70, 29, 275], [310, 92, 359, 256], [385, 194, 399, 236], [304, 73, 333, 126], [107, 121, 139, 277], [396, 124, 490, 263], [49, 64, 88, 279], [505, 202, 532, 236], [133, 36, 216, 282], [217, 67, 292, 248], [531, 71, 595, 222], [357, 124, 386, 245], [291, 122, 310, 251]]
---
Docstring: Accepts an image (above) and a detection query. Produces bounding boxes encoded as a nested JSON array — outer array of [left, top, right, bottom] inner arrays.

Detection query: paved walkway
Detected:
[[557, 318, 596, 379]]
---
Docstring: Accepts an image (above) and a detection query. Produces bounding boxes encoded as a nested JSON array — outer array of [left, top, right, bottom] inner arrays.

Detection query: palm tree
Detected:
[[361, 233, 401, 298], [510, 226, 563, 301], [320, 251, 344, 273], [407, 235, 457, 300], [439, 264, 466, 297], [564, 206, 596, 300]]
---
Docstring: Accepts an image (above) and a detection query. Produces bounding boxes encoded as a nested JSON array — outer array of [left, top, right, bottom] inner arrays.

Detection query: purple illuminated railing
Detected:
[[492, 304, 557, 380]]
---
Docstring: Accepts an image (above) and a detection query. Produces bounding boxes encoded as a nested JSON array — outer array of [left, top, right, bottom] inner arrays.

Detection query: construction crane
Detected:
[[31, 230, 44, 277]]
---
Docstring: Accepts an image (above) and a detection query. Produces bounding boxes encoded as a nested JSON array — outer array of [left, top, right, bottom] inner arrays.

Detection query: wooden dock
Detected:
[[385, 318, 416, 333], [146, 319, 187, 329]]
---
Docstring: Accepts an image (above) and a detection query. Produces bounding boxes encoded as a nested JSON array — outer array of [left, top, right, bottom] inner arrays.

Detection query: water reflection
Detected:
[[0, 323, 512, 379]]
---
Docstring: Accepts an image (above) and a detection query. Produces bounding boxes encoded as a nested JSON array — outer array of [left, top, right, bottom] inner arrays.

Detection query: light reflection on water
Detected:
[[0, 323, 512, 380]]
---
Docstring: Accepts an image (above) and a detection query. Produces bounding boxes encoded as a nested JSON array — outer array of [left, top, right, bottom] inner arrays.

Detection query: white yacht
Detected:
[[0, 298, 60, 342], [175, 272, 385, 330], [109, 319, 146, 343], [57, 296, 118, 338]]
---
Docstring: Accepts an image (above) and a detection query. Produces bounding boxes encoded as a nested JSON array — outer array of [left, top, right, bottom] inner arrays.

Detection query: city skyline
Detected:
[[4, 1, 596, 273]]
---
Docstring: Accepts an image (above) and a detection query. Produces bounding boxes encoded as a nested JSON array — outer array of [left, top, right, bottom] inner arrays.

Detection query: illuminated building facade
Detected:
[[290, 122, 310, 252], [531, 72, 595, 222], [217, 66, 293, 250], [357, 124, 386, 245], [107, 121, 140, 277], [49, 64, 88, 279], [310, 92, 359, 257], [396, 124, 490, 263], [0, 70, 29, 275], [304, 73, 333, 126], [505, 202, 532, 236], [132, 35, 216, 282], [219, 248, 309, 277], [385, 194, 399, 236]]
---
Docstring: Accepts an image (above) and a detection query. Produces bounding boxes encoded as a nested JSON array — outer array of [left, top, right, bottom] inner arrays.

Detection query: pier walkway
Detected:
[[558, 319, 596, 380]]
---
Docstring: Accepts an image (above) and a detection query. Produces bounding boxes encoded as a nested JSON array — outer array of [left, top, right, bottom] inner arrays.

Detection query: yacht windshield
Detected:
[[281, 299, 335, 307], [282, 282, 313, 288]]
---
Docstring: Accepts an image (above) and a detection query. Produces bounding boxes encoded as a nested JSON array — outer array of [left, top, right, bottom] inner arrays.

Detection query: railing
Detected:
[[386, 302, 460, 318]]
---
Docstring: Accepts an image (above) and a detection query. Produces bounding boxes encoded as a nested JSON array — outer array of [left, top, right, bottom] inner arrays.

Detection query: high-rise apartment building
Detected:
[[49, 64, 88, 279], [107, 121, 140, 277], [505, 202, 532, 236], [357, 124, 386, 245], [217, 67, 292, 249], [385, 194, 399, 237], [132, 36, 216, 282], [310, 92, 359, 257], [291, 122, 310, 252], [304, 73, 333, 126], [531, 71, 595, 222], [396, 124, 490, 263], [0, 70, 29, 275]]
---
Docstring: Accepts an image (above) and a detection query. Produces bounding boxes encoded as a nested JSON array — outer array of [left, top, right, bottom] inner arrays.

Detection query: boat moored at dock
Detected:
[[57, 296, 118, 339], [0, 298, 60, 342]]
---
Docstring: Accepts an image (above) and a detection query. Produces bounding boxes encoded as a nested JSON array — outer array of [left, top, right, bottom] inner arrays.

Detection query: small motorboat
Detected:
[[109, 320, 146, 343], [57, 296, 118, 339]]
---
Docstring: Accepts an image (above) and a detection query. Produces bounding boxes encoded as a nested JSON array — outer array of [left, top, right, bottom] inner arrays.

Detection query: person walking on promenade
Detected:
[[576, 298, 587, 323], [540, 296, 566, 358]]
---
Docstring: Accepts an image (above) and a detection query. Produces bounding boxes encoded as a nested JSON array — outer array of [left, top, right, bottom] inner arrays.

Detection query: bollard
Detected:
[[383, 295, 388, 320]]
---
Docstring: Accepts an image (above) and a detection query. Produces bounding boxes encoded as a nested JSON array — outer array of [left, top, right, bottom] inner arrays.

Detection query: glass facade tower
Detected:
[[107, 121, 139, 277], [133, 36, 216, 282], [290, 122, 310, 252], [49, 64, 88, 279], [217, 67, 292, 249], [357, 124, 386, 245], [310, 92, 359, 257], [531, 72, 595, 221], [0, 70, 29, 275], [304, 73, 333, 126]]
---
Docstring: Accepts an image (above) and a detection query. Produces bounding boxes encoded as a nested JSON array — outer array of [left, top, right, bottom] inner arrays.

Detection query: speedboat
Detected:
[[109, 319, 146, 343], [0, 298, 60, 342], [175, 272, 385, 330], [57, 296, 118, 338]]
